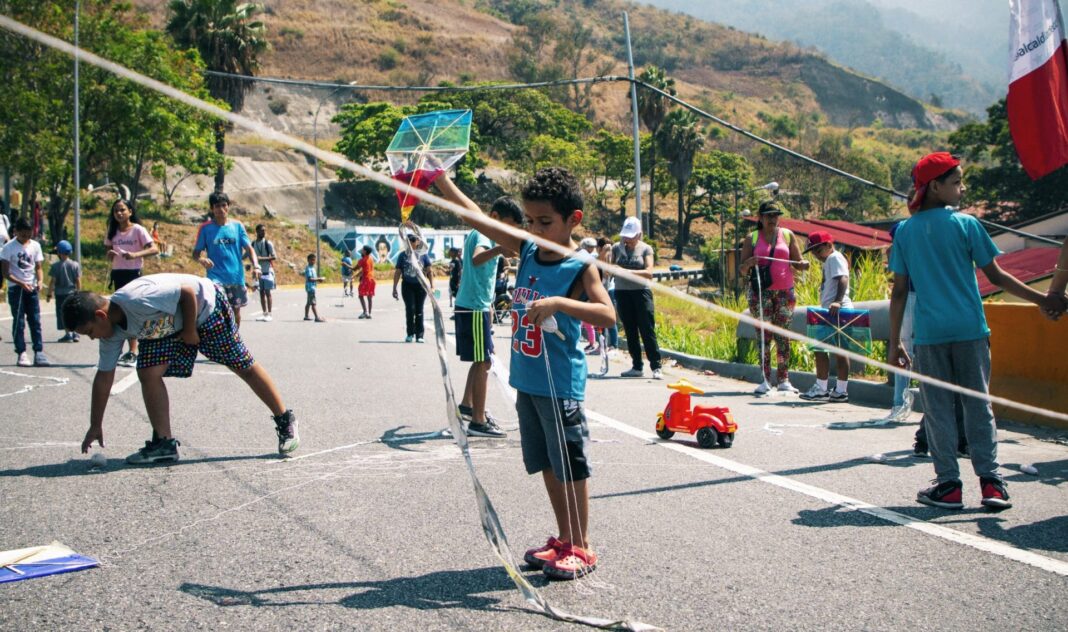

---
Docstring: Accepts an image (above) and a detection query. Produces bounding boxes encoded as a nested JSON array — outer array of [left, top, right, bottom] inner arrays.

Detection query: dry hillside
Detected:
[[130, 0, 951, 134]]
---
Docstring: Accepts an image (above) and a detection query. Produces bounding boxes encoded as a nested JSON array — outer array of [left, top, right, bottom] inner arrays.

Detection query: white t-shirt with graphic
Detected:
[[97, 273, 216, 371], [0, 238, 44, 288]]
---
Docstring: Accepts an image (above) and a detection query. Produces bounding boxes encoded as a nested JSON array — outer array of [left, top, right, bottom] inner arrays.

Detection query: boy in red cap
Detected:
[[799, 231, 852, 402], [888, 152, 1048, 511]]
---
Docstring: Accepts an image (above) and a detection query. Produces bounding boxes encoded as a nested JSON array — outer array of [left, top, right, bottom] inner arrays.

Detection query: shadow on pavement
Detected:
[[591, 449, 925, 500], [792, 504, 1068, 553], [379, 426, 454, 452], [179, 566, 516, 611], [0, 453, 277, 478]]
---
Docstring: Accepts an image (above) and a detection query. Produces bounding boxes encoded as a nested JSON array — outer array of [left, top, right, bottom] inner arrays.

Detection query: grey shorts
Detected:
[[516, 391, 591, 482], [222, 283, 248, 309]]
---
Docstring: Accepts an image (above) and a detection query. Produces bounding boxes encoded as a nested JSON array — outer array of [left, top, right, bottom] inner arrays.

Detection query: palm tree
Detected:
[[656, 109, 705, 260], [635, 66, 675, 239], [167, 0, 268, 193]]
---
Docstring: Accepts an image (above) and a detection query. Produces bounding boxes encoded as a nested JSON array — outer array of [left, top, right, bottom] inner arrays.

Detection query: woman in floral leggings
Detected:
[[740, 201, 809, 395]]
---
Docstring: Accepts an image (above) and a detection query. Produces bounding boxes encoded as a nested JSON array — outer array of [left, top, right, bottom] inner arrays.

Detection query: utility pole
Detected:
[[623, 12, 642, 228], [73, 0, 82, 262]]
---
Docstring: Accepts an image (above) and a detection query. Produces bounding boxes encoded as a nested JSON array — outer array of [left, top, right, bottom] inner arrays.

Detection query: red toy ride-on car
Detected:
[[655, 379, 737, 448]]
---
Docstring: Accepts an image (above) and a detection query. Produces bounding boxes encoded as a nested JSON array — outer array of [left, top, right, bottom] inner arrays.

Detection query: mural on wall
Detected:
[[324, 228, 468, 265]]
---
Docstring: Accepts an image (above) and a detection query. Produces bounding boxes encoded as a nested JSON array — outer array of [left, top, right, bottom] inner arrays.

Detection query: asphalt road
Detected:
[[2, 287, 1067, 631]]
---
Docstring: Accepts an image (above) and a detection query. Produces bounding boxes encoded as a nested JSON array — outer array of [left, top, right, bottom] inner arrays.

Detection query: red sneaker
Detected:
[[523, 537, 564, 569], [543, 544, 598, 580], [980, 477, 1012, 510]]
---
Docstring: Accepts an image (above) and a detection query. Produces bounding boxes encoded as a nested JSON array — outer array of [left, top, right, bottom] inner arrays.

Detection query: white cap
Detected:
[[620, 216, 642, 239], [580, 237, 597, 249]]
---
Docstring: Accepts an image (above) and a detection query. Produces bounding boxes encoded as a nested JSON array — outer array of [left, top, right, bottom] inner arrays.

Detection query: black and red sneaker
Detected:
[[980, 477, 1012, 510], [916, 479, 964, 509]]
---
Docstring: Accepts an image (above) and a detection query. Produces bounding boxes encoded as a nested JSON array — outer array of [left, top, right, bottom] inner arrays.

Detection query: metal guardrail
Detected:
[[652, 268, 705, 281]]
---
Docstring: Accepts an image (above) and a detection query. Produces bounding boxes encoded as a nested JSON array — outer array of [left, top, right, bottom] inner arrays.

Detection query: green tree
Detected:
[[686, 150, 754, 275], [656, 110, 704, 259], [590, 130, 651, 221], [950, 98, 1068, 223], [635, 66, 676, 239], [0, 1, 220, 243], [167, 0, 268, 193]]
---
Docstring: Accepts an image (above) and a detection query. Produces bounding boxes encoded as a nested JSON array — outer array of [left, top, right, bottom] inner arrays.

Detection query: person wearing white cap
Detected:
[[611, 217, 662, 379]]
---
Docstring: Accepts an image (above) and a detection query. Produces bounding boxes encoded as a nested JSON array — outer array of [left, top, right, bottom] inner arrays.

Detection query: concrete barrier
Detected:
[[986, 303, 1068, 429]]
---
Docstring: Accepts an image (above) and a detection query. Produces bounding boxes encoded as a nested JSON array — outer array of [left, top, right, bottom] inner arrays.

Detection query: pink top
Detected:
[[105, 224, 153, 271], [754, 228, 794, 291]]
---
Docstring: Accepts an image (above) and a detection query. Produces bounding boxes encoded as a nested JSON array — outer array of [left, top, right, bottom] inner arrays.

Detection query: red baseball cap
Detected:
[[908, 152, 960, 211], [803, 231, 834, 253]]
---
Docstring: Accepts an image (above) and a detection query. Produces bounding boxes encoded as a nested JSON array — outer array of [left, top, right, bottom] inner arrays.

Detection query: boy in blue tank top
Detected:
[[436, 167, 615, 580]]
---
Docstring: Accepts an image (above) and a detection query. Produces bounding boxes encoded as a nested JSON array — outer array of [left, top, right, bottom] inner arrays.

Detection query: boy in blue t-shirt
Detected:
[[303, 253, 326, 322], [889, 152, 1048, 512], [442, 167, 615, 580], [435, 179, 525, 437], [193, 192, 259, 328]]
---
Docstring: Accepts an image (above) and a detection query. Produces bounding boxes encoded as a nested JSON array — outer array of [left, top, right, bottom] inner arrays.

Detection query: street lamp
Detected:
[[312, 81, 357, 274], [732, 180, 778, 297]]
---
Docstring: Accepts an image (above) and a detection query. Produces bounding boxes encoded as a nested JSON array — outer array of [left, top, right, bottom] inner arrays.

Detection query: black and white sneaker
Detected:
[[126, 437, 180, 465], [466, 421, 507, 438], [274, 410, 300, 455], [828, 390, 849, 402], [799, 384, 829, 401], [117, 352, 138, 368]]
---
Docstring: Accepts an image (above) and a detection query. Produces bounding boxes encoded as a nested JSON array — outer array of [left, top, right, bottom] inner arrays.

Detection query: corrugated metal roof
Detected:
[[976, 247, 1059, 297], [744, 217, 892, 250]]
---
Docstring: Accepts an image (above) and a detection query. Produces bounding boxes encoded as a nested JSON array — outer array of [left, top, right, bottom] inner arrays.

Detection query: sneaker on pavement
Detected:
[[913, 439, 929, 458], [777, 380, 799, 394], [255, 314, 268, 321], [652, 369, 663, 380], [416, 336, 425, 343], [799, 384, 829, 401], [957, 443, 970, 458], [753, 381, 771, 396], [466, 420, 507, 438], [264, 314, 273, 322], [16, 352, 32, 367], [405, 335, 414, 343], [980, 477, 1012, 510], [71, 333, 81, 342], [543, 544, 598, 580], [524, 536, 565, 569], [916, 479, 963, 509], [828, 390, 849, 402], [126, 437, 180, 465], [620, 368, 644, 378], [33, 352, 51, 367], [117, 352, 137, 368], [274, 409, 300, 455], [57, 333, 74, 343]]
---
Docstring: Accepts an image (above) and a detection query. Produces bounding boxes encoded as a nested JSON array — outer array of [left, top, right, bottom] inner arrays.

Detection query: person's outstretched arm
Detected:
[[82, 370, 116, 452], [982, 260, 1047, 306], [434, 175, 524, 254]]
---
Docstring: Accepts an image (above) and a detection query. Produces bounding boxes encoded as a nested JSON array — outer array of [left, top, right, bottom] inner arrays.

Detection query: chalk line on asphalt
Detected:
[[110, 370, 139, 394]]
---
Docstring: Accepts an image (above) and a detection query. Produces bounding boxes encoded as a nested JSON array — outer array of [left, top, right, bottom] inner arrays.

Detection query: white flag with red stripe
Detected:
[[1007, 0, 1068, 180]]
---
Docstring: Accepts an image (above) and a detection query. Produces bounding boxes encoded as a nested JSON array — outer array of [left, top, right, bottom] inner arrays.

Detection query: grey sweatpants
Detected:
[[914, 338, 1001, 484]]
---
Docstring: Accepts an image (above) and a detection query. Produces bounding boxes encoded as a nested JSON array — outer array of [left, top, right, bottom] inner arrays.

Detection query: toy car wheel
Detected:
[[696, 427, 718, 449], [655, 414, 674, 439], [719, 432, 734, 448]]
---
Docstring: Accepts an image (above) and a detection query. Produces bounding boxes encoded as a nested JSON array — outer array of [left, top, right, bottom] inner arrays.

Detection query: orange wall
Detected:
[[986, 303, 1068, 429]]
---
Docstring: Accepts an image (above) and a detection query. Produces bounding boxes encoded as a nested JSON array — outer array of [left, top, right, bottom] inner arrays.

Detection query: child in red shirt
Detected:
[[357, 245, 376, 319]]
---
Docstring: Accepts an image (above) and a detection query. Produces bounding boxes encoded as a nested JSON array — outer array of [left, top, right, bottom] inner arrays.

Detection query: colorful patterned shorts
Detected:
[[222, 283, 248, 309], [137, 289, 255, 378]]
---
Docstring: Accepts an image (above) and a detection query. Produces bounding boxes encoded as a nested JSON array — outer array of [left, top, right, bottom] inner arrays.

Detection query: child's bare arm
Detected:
[[434, 175, 524, 254], [982, 260, 1047, 305], [83, 370, 116, 452], [178, 285, 200, 346], [526, 265, 615, 328]]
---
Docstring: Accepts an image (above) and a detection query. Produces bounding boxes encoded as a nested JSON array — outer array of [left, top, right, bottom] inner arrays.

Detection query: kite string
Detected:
[[4, 13, 1064, 425]]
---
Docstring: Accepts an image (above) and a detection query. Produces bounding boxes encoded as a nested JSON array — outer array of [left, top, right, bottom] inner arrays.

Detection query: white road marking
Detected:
[[0, 310, 56, 322], [110, 371, 139, 394], [485, 344, 1068, 578]]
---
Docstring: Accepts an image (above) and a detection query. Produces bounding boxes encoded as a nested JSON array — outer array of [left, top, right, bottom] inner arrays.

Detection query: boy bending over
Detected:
[[65, 273, 300, 464], [439, 168, 615, 579]]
